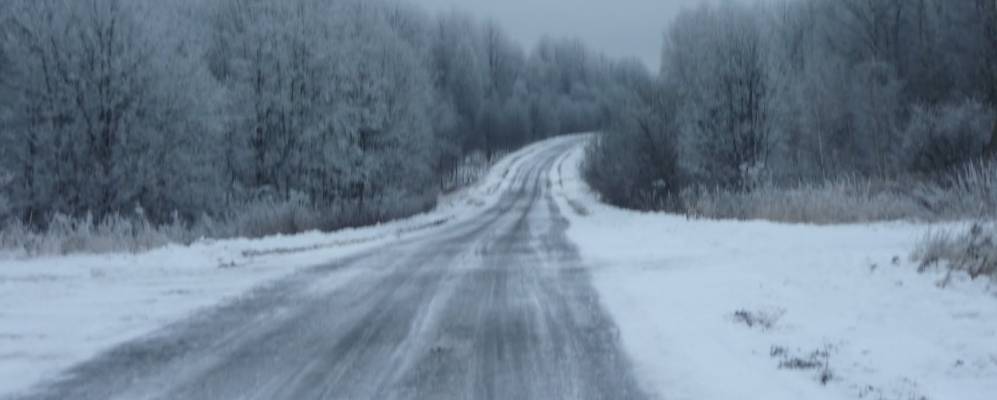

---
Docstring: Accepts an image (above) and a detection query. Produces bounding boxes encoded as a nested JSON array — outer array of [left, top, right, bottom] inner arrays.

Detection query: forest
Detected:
[[0, 0, 639, 242], [586, 0, 997, 222], [4, 0, 996, 248]]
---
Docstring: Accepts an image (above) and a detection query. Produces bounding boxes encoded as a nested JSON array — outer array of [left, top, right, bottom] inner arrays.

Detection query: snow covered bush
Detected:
[[913, 224, 997, 282]]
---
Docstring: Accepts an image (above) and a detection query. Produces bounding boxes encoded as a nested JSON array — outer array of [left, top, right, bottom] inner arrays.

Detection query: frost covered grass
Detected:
[[913, 223, 997, 282], [0, 212, 201, 257], [227, 192, 437, 239], [0, 153, 496, 258], [0, 195, 437, 257], [681, 160, 997, 224]]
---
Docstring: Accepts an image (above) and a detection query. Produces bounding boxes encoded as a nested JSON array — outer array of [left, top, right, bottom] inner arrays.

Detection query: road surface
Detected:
[[17, 138, 649, 400]]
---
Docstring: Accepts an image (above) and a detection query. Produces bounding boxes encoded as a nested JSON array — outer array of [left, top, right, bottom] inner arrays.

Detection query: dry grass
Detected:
[[0, 211, 196, 256], [680, 160, 997, 224], [912, 223, 997, 282], [0, 157, 470, 257]]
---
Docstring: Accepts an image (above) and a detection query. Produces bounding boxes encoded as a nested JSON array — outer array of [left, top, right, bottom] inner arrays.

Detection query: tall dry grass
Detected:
[[681, 160, 997, 224], [912, 223, 997, 282]]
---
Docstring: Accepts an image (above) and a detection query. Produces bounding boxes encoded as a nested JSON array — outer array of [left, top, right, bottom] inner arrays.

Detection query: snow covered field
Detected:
[[550, 143, 997, 400], [0, 138, 553, 398]]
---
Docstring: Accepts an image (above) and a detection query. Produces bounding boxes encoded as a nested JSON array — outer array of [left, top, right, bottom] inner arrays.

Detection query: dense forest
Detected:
[[587, 0, 997, 220], [4, 0, 994, 240], [0, 0, 640, 237]]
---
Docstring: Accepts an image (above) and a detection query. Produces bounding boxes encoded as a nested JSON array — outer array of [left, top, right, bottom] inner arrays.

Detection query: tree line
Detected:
[[0, 0, 633, 233], [588, 0, 997, 210]]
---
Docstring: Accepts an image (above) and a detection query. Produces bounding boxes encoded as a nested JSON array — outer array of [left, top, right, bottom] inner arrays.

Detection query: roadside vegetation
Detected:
[[913, 223, 997, 282], [0, 0, 638, 255], [585, 0, 997, 225]]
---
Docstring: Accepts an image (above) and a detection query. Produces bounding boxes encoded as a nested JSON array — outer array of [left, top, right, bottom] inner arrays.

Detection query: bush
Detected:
[[584, 81, 683, 211], [912, 223, 997, 281]]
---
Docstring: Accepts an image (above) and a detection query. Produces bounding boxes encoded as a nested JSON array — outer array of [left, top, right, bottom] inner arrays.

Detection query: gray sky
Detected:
[[402, 0, 705, 72]]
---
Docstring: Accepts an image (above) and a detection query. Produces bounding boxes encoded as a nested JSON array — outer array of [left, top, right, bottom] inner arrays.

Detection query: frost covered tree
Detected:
[[665, 4, 772, 188], [588, 0, 997, 209], [0, 0, 632, 235], [205, 0, 445, 219], [0, 0, 218, 223], [430, 12, 487, 158], [586, 59, 681, 210]]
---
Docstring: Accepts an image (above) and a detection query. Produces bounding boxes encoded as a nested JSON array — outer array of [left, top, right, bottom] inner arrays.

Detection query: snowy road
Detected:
[[15, 137, 648, 400]]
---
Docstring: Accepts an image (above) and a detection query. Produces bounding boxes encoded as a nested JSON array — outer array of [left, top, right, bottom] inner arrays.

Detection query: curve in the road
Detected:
[[15, 137, 650, 400]]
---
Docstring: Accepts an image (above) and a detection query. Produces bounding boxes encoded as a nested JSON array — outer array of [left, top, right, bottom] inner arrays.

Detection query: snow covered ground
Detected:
[[550, 142, 997, 400], [0, 138, 556, 398], [3, 135, 995, 400]]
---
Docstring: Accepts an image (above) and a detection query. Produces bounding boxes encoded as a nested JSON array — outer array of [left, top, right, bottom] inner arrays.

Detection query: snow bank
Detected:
[[551, 139, 997, 400]]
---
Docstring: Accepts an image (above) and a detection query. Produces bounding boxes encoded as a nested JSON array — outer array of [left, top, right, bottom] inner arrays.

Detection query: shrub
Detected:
[[912, 159, 997, 220], [912, 223, 997, 281]]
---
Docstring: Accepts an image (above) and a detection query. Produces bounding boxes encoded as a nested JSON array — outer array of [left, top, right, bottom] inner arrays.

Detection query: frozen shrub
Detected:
[[913, 223, 997, 281]]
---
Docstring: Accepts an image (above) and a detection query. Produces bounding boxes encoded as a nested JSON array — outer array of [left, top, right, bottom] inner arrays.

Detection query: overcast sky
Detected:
[[401, 0, 705, 72]]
